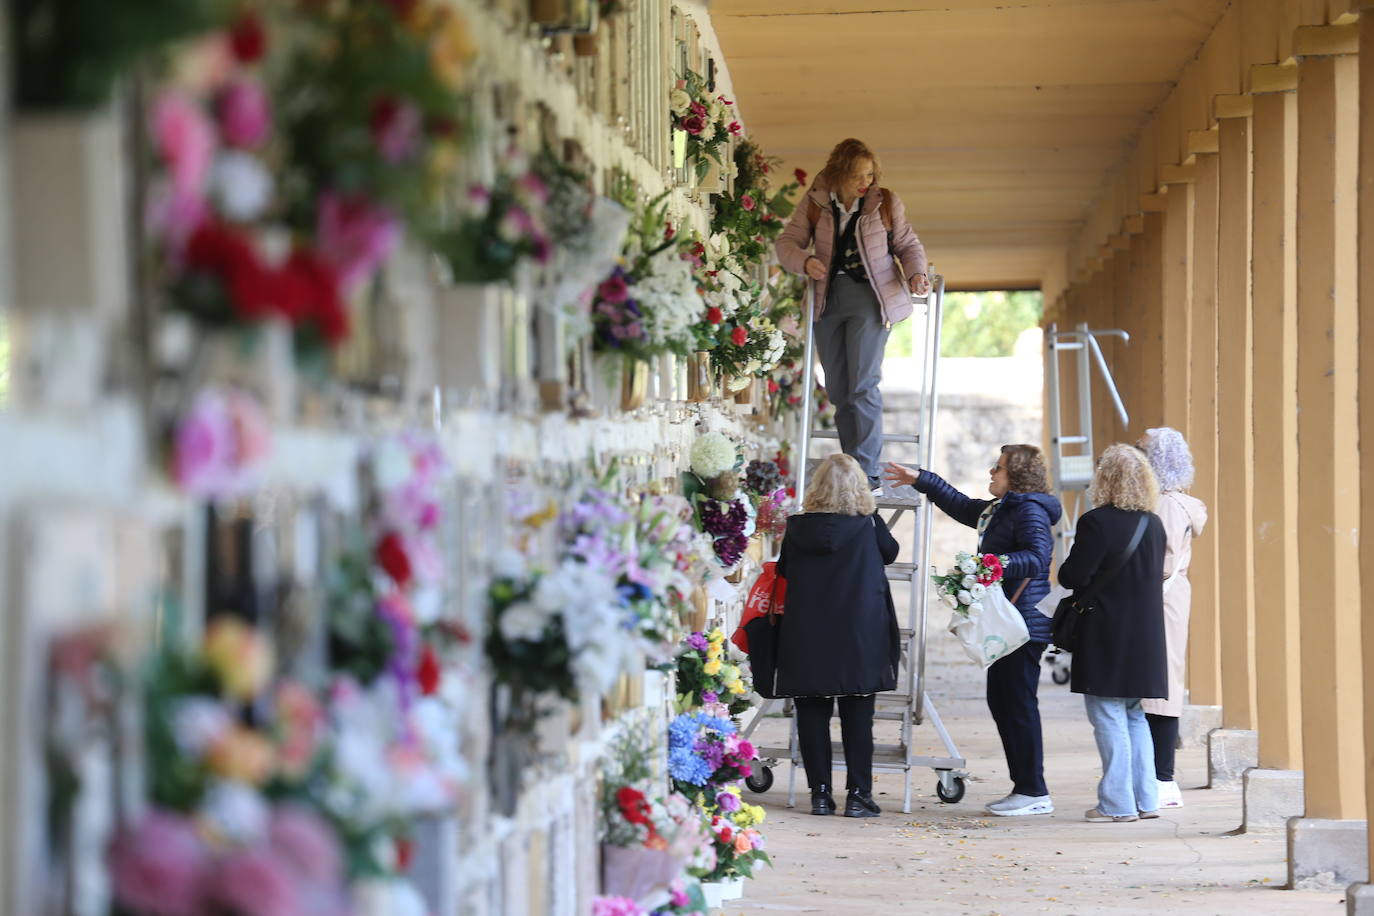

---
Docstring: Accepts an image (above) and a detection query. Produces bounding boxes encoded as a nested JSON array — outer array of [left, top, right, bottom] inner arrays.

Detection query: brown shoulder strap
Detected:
[[1010, 577, 1031, 605], [805, 195, 820, 226], [878, 188, 894, 232]]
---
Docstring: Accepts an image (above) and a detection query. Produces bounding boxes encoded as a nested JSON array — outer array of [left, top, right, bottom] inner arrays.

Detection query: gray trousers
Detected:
[[815, 274, 889, 479]]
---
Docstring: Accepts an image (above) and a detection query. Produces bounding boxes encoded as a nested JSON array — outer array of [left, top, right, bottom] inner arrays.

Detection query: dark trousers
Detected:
[[1145, 713, 1179, 781], [986, 641, 1048, 797], [795, 694, 876, 792]]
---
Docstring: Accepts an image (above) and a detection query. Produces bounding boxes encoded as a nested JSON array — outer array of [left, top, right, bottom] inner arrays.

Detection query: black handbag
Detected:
[[1051, 515, 1149, 653]]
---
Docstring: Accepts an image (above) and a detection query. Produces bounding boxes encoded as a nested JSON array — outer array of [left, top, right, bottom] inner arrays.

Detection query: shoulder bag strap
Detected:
[[1010, 578, 1031, 605], [1073, 514, 1149, 605]]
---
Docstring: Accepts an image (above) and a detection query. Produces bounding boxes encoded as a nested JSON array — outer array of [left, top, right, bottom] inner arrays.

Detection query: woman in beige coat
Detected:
[[1136, 428, 1208, 809]]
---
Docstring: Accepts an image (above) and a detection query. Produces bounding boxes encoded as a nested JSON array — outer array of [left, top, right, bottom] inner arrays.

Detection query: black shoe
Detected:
[[845, 788, 881, 818], [810, 785, 836, 816]]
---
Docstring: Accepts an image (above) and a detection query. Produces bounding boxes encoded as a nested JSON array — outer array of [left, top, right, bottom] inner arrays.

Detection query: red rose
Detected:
[[718, 826, 733, 843], [416, 644, 441, 695], [794, 168, 808, 185], [731, 326, 748, 346], [727, 120, 742, 135], [394, 836, 414, 873], [762, 213, 776, 222], [228, 12, 267, 63], [681, 114, 706, 135], [376, 531, 412, 587], [277, 247, 348, 345], [767, 379, 779, 394], [598, 273, 629, 304], [740, 194, 755, 211], [185, 222, 274, 321], [664, 223, 676, 240], [706, 306, 724, 325]]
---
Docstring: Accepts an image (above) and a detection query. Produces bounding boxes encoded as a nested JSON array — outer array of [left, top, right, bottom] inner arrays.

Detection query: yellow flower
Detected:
[[707, 628, 725, 643], [723, 784, 742, 798], [729, 681, 746, 695], [722, 665, 739, 682], [703, 658, 722, 676], [706, 643, 722, 661], [429, 8, 476, 90], [204, 617, 273, 700]]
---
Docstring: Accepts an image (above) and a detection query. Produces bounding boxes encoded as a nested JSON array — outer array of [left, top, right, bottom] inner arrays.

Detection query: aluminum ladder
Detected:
[[1043, 322, 1130, 564], [741, 272, 968, 813]]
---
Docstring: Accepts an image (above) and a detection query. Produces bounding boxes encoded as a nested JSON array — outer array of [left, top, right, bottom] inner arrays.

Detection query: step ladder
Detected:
[[1044, 322, 1130, 564], [741, 272, 969, 813]]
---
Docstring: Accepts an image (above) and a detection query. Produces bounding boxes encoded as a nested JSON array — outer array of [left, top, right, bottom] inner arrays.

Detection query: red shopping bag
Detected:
[[731, 561, 786, 653]]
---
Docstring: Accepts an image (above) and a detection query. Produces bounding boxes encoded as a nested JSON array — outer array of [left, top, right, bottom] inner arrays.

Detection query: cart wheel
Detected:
[[1052, 666, 1070, 685], [935, 775, 966, 804], [745, 767, 774, 793]]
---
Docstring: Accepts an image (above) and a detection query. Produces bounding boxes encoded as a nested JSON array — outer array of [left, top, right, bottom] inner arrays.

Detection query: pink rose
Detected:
[[598, 274, 630, 304], [151, 89, 216, 197], [315, 191, 401, 295], [207, 848, 301, 916], [370, 95, 423, 164], [681, 114, 706, 135], [269, 806, 343, 884], [108, 811, 209, 916], [740, 194, 755, 211], [217, 79, 271, 149], [173, 390, 238, 496], [516, 171, 550, 205]]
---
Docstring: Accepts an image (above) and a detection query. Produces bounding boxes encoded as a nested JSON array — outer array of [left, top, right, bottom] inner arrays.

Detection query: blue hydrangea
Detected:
[[691, 712, 736, 736], [669, 746, 713, 786], [668, 713, 698, 752]]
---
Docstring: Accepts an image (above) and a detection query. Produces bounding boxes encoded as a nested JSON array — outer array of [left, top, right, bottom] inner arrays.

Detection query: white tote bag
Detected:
[[947, 581, 1031, 669]]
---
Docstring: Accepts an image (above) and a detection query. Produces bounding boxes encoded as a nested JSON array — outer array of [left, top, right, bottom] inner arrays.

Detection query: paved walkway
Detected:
[[731, 638, 1346, 914]]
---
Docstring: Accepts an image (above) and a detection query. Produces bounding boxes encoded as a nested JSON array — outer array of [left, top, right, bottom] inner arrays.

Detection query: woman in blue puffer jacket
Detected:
[[886, 444, 1062, 816]]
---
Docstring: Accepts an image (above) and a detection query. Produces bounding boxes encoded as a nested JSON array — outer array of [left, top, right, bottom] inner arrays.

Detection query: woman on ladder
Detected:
[[776, 138, 930, 490], [885, 446, 1062, 816]]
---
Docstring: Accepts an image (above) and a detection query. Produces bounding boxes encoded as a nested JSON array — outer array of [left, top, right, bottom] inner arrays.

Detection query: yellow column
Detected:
[[1290, 47, 1366, 884], [1186, 152, 1222, 713], [1160, 178, 1193, 431], [1214, 111, 1257, 738], [1249, 85, 1303, 774], [1354, 10, 1374, 905]]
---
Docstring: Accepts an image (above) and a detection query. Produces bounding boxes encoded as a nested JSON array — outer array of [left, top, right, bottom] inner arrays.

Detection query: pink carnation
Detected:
[[108, 810, 209, 916], [316, 191, 401, 295], [591, 896, 645, 916], [174, 390, 238, 496], [207, 848, 301, 916], [740, 194, 755, 211], [217, 79, 272, 149], [151, 89, 215, 197], [268, 806, 343, 884]]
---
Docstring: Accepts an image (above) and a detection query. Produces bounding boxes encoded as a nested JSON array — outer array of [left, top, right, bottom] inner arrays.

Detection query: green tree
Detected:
[[884, 289, 1043, 359]]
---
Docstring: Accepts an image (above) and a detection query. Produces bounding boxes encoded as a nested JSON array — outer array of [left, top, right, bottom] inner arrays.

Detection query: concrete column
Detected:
[[1160, 181, 1192, 431], [1183, 152, 1223, 742], [1349, 10, 1374, 913], [1208, 111, 1259, 788], [1242, 84, 1306, 833], [1290, 51, 1367, 888], [1135, 213, 1166, 432]]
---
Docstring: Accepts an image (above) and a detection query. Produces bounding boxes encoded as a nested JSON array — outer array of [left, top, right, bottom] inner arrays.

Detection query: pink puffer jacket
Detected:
[[775, 181, 928, 325]]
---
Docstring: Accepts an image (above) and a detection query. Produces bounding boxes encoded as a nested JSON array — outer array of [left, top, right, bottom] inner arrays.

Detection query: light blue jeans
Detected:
[[1083, 696, 1159, 816]]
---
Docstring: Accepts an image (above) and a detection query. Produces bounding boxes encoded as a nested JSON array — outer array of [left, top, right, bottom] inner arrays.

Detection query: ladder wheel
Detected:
[[745, 767, 774, 793], [1052, 667, 1070, 685], [935, 775, 965, 804]]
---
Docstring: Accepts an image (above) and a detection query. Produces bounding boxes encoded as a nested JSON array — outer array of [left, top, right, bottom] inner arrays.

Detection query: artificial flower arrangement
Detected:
[[676, 630, 752, 721], [932, 551, 1009, 615], [692, 786, 770, 883], [170, 385, 273, 499], [592, 192, 704, 365], [120, 617, 357, 916], [668, 70, 740, 181], [667, 710, 756, 798], [742, 457, 794, 541], [599, 725, 715, 912], [709, 140, 805, 269], [813, 382, 837, 428], [675, 231, 759, 355], [148, 1, 478, 361], [680, 431, 756, 570], [708, 309, 787, 393], [432, 151, 553, 284]]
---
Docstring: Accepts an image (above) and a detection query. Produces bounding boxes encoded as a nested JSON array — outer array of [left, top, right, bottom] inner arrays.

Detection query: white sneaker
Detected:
[[1157, 780, 1183, 809], [986, 793, 1053, 816]]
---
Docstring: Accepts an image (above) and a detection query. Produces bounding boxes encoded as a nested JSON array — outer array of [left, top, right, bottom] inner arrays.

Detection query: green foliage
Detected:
[[12, 0, 229, 110], [939, 290, 1043, 358]]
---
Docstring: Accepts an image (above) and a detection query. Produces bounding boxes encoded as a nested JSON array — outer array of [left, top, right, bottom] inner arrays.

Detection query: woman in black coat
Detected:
[[1057, 444, 1168, 822], [885, 444, 1062, 817], [776, 453, 900, 818]]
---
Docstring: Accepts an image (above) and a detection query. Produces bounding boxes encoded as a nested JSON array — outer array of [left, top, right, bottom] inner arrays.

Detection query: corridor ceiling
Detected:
[[713, 0, 1232, 291]]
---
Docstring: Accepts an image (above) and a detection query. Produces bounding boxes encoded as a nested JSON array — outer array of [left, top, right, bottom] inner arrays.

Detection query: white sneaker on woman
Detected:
[[986, 793, 1053, 816], [1156, 780, 1184, 808]]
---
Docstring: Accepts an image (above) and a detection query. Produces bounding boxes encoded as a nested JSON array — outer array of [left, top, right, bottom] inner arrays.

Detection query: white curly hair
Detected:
[[1140, 427, 1194, 493]]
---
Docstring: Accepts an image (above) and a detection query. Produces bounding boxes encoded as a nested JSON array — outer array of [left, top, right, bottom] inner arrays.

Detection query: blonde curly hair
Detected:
[[803, 454, 875, 516], [1089, 444, 1160, 512]]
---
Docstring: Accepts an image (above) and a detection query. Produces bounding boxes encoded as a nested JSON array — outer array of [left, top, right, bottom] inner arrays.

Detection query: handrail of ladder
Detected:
[[913, 275, 944, 724], [795, 284, 817, 506], [1083, 329, 1130, 428]]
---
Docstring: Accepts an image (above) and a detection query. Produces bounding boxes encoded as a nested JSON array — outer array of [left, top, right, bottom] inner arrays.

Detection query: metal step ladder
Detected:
[[741, 272, 969, 813], [1044, 322, 1131, 564]]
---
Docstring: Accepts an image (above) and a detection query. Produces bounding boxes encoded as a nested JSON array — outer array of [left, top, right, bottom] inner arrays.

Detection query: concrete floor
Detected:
[[730, 641, 1347, 915]]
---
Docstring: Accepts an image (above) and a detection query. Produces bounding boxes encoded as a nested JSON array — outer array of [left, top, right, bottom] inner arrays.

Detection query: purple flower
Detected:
[[268, 805, 342, 885], [108, 810, 209, 916], [207, 848, 301, 916], [686, 632, 709, 651], [716, 790, 741, 813], [700, 690, 718, 705]]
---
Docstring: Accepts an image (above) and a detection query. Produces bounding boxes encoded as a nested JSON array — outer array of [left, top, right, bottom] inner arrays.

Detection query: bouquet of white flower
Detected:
[[932, 551, 1031, 668]]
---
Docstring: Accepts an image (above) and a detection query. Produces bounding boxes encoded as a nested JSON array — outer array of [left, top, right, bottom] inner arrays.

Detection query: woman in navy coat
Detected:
[[886, 445, 1062, 816]]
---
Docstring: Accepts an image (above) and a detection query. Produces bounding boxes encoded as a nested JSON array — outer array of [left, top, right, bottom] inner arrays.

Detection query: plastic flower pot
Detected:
[[700, 877, 744, 908]]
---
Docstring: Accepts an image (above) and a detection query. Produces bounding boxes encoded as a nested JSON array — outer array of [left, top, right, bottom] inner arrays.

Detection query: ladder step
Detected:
[[876, 496, 922, 510], [885, 562, 921, 579], [810, 430, 920, 444]]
